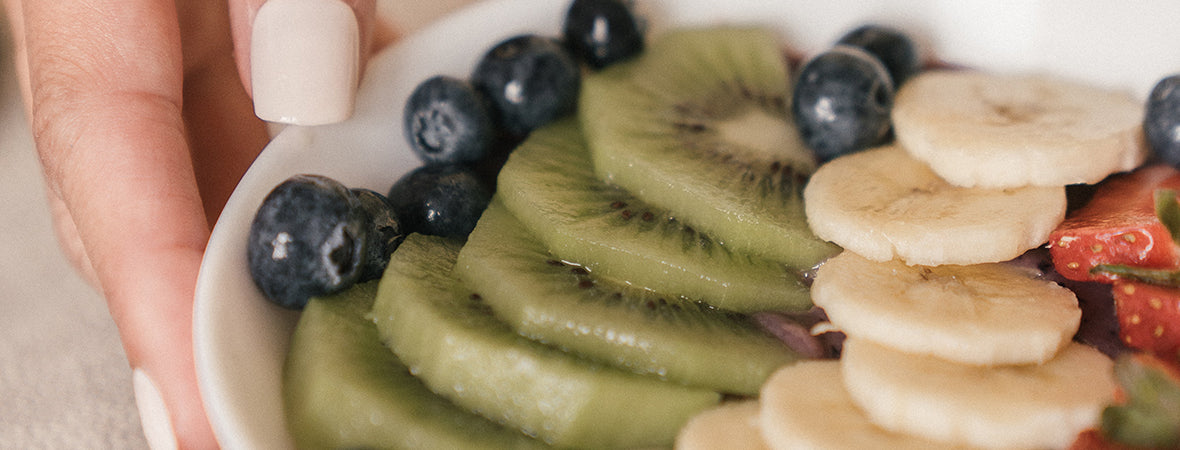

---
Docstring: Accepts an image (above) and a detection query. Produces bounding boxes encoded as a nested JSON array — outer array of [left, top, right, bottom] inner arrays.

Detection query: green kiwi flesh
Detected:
[[580, 26, 838, 266], [456, 200, 798, 394], [497, 118, 812, 312], [282, 281, 543, 449], [371, 234, 720, 448]]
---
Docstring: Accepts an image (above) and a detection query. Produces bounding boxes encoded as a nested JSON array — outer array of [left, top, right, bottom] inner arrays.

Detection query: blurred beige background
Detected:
[[0, 1, 475, 447]]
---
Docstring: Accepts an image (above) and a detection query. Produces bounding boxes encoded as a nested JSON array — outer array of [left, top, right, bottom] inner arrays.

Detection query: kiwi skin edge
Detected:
[[498, 118, 815, 313], [457, 200, 799, 395], [372, 234, 721, 448], [282, 281, 545, 449]]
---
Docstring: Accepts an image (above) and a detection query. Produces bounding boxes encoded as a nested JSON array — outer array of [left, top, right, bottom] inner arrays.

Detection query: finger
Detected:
[[227, 0, 378, 125], [176, 0, 270, 224], [227, 0, 380, 94], [183, 48, 270, 224], [19, 0, 216, 447], [46, 189, 101, 288], [0, 0, 98, 286]]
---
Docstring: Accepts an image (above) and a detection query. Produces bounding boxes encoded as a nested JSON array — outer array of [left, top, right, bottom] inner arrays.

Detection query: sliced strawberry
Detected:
[[1068, 429, 1138, 450], [1050, 165, 1180, 283], [1113, 281, 1180, 356]]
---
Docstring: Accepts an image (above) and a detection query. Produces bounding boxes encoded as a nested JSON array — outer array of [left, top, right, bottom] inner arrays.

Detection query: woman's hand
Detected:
[[229, 0, 383, 126], [3, 0, 383, 447]]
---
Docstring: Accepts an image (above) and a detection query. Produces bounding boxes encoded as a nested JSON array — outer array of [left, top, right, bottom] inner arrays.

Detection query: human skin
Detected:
[[2, 0, 387, 447]]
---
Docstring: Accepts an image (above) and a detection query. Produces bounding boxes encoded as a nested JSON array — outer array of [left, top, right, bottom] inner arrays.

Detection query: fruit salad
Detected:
[[236, 1, 1180, 448]]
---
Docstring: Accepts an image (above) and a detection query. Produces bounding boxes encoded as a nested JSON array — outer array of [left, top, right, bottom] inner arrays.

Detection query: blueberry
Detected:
[[792, 45, 894, 162], [472, 34, 581, 137], [836, 24, 920, 87], [562, 0, 644, 69], [387, 165, 491, 238], [1146, 75, 1180, 168], [247, 175, 368, 309], [403, 76, 496, 165], [350, 188, 406, 281]]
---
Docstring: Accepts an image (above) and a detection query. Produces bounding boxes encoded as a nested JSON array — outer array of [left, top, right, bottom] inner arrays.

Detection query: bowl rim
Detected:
[[194, 0, 1180, 447]]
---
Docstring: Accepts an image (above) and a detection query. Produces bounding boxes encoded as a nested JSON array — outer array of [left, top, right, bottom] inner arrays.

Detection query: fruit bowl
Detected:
[[192, 0, 1180, 447]]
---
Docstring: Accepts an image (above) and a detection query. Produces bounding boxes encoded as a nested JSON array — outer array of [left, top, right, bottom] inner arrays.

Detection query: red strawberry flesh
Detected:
[[1050, 165, 1180, 283], [1113, 281, 1180, 356]]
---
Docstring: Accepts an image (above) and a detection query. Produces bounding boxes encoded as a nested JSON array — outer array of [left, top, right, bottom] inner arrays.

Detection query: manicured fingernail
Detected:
[[251, 0, 359, 125], [133, 369, 179, 450]]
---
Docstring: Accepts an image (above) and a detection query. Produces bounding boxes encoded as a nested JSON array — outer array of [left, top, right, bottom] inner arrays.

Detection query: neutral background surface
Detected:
[[0, 1, 475, 447]]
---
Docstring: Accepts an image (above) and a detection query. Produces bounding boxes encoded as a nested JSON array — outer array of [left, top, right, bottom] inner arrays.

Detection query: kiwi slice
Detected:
[[580, 26, 838, 266], [455, 200, 798, 394], [497, 118, 812, 312], [371, 234, 720, 448], [282, 281, 544, 449]]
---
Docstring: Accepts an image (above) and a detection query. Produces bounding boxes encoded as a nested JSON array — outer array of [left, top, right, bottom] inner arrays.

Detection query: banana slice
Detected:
[[803, 145, 1066, 266], [812, 251, 1081, 366], [676, 400, 768, 450], [841, 339, 1116, 449], [759, 361, 970, 450], [892, 71, 1147, 189]]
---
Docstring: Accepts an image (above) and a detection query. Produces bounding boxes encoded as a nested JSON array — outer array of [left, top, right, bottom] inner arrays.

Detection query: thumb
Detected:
[[227, 0, 383, 126]]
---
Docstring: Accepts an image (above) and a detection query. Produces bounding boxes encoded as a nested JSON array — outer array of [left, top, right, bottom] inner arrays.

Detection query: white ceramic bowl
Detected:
[[193, 0, 1180, 447]]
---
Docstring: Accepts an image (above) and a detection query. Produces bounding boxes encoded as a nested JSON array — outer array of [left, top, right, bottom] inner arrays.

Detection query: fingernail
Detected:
[[133, 368, 179, 450], [251, 0, 359, 126]]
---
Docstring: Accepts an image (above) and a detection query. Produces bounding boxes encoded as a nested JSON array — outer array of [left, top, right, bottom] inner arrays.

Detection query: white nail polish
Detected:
[[133, 369, 179, 450], [251, 0, 359, 126]]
